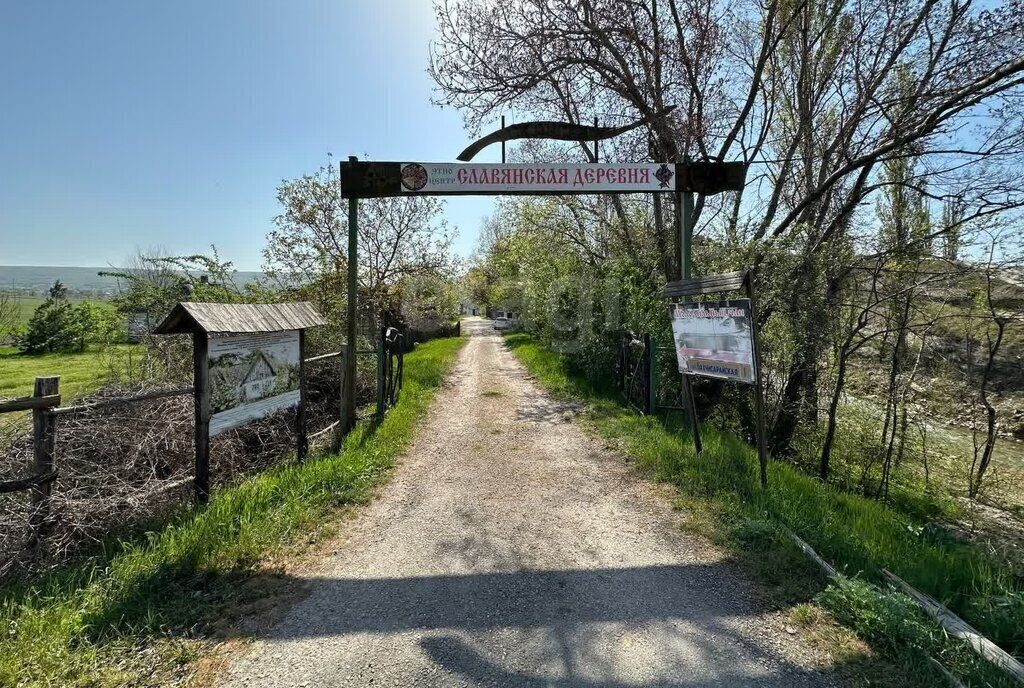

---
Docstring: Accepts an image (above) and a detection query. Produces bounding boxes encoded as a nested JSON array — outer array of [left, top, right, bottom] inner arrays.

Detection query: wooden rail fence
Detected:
[[1, 321, 461, 537]]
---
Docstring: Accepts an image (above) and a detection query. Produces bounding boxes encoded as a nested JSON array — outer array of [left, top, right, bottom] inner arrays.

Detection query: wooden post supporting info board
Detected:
[[155, 302, 327, 503], [663, 270, 770, 488]]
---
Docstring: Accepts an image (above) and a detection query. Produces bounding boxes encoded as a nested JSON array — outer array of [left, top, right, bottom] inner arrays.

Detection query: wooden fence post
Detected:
[[333, 348, 347, 453], [29, 376, 59, 532], [193, 332, 211, 503], [646, 335, 657, 415], [296, 329, 308, 461]]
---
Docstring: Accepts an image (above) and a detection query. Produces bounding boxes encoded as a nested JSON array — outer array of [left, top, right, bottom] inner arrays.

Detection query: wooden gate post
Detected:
[[29, 376, 59, 531], [193, 332, 211, 503]]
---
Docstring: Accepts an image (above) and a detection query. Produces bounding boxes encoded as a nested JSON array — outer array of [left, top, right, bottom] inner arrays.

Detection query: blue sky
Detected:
[[0, 1, 497, 270]]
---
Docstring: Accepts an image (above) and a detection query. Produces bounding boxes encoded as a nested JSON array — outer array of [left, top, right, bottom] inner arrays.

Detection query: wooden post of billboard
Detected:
[[746, 274, 770, 488], [296, 329, 308, 462], [193, 332, 211, 503], [29, 375, 59, 533]]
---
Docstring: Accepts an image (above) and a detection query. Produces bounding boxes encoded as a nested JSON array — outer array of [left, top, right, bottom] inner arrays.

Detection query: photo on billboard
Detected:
[[668, 300, 756, 384], [208, 331, 301, 436]]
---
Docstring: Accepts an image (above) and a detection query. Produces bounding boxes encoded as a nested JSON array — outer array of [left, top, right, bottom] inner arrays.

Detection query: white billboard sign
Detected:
[[669, 300, 756, 384], [399, 162, 676, 194], [208, 331, 301, 436]]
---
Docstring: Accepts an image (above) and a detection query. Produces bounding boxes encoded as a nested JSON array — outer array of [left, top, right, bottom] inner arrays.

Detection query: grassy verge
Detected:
[[0, 335, 465, 687], [505, 332, 1023, 687], [0, 344, 145, 399]]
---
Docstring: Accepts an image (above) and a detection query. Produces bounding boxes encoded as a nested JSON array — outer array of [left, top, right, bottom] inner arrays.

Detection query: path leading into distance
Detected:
[[221, 318, 842, 687]]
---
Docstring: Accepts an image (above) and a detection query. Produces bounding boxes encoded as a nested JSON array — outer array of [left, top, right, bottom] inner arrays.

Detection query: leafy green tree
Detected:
[[16, 281, 96, 354]]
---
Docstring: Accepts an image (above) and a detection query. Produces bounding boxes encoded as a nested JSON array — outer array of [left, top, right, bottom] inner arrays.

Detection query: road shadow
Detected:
[[210, 563, 841, 686]]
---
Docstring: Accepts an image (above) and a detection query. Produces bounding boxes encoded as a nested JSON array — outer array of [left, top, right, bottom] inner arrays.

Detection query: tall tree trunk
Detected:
[[969, 317, 1005, 498]]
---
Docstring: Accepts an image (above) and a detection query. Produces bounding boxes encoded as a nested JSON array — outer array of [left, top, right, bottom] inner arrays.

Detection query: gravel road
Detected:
[[220, 319, 841, 687]]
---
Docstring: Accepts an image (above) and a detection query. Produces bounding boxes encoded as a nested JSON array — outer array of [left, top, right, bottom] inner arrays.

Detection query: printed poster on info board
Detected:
[[668, 300, 756, 385], [208, 331, 300, 437]]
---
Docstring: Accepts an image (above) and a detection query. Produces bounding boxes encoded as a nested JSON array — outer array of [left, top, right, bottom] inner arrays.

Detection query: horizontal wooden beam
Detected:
[[340, 161, 746, 198], [664, 271, 749, 298], [304, 350, 342, 364], [0, 470, 58, 494], [0, 395, 60, 414], [308, 420, 341, 441], [51, 387, 193, 416], [881, 569, 1024, 681]]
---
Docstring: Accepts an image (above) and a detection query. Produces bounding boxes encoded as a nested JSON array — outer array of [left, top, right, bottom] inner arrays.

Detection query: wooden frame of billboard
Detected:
[[664, 270, 770, 488]]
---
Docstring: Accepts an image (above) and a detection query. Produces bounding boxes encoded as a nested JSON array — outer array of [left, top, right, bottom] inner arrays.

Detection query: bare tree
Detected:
[[265, 164, 456, 325], [430, 0, 1024, 457]]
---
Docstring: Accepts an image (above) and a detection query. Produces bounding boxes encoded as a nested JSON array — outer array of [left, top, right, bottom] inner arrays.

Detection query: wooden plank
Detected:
[[0, 469, 58, 494], [881, 569, 1024, 680], [0, 394, 60, 413], [304, 350, 342, 364], [664, 270, 748, 298], [308, 420, 340, 441], [781, 525, 838, 577], [50, 387, 192, 416]]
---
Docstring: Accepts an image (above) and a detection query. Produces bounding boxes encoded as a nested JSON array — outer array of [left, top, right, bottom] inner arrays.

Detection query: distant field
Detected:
[[0, 344, 145, 400], [5, 294, 116, 327]]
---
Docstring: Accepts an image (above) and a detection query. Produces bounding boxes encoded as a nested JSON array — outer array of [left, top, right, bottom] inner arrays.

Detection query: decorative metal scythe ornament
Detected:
[[456, 105, 677, 162]]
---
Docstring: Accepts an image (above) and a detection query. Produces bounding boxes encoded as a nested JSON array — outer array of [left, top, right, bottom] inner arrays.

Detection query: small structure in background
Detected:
[[154, 301, 326, 502]]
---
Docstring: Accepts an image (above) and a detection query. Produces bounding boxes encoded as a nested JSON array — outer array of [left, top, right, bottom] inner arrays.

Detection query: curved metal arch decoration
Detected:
[[456, 105, 677, 162]]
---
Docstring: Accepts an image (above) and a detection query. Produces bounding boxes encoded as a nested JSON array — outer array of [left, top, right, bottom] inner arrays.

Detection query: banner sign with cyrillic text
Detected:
[[668, 300, 756, 384], [399, 162, 676, 194], [339, 160, 747, 198]]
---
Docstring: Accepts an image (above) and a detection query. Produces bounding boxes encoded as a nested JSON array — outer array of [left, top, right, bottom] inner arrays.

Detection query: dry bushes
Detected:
[[0, 358, 378, 582]]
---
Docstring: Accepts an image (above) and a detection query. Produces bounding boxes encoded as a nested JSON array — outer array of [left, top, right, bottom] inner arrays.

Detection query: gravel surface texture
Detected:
[[220, 319, 842, 687]]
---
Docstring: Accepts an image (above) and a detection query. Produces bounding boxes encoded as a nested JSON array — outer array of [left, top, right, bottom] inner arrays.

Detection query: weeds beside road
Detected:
[[0, 336, 464, 687], [505, 332, 1024, 688]]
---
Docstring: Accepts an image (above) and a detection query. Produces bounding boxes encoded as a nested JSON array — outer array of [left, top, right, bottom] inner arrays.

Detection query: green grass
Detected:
[[505, 332, 1024, 686], [0, 335, 465, 687], [0, 344, 144, 400]]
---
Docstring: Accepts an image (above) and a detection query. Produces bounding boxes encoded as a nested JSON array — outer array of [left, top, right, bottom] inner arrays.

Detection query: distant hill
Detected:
[[0, 266, 266, 297]]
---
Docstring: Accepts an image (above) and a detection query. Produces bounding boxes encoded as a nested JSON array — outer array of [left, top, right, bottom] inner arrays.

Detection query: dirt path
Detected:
[[220, 319, 840, 687]]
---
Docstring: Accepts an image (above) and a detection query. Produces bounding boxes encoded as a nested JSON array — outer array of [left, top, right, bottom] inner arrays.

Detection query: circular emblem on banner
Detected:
[[655, 164, 674, 188], [400, 163, 428, 191]]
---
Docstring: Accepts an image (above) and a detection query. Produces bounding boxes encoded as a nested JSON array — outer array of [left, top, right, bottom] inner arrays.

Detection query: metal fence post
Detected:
[[376, 327, 386, 416], [29, 376, 59, 533]]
